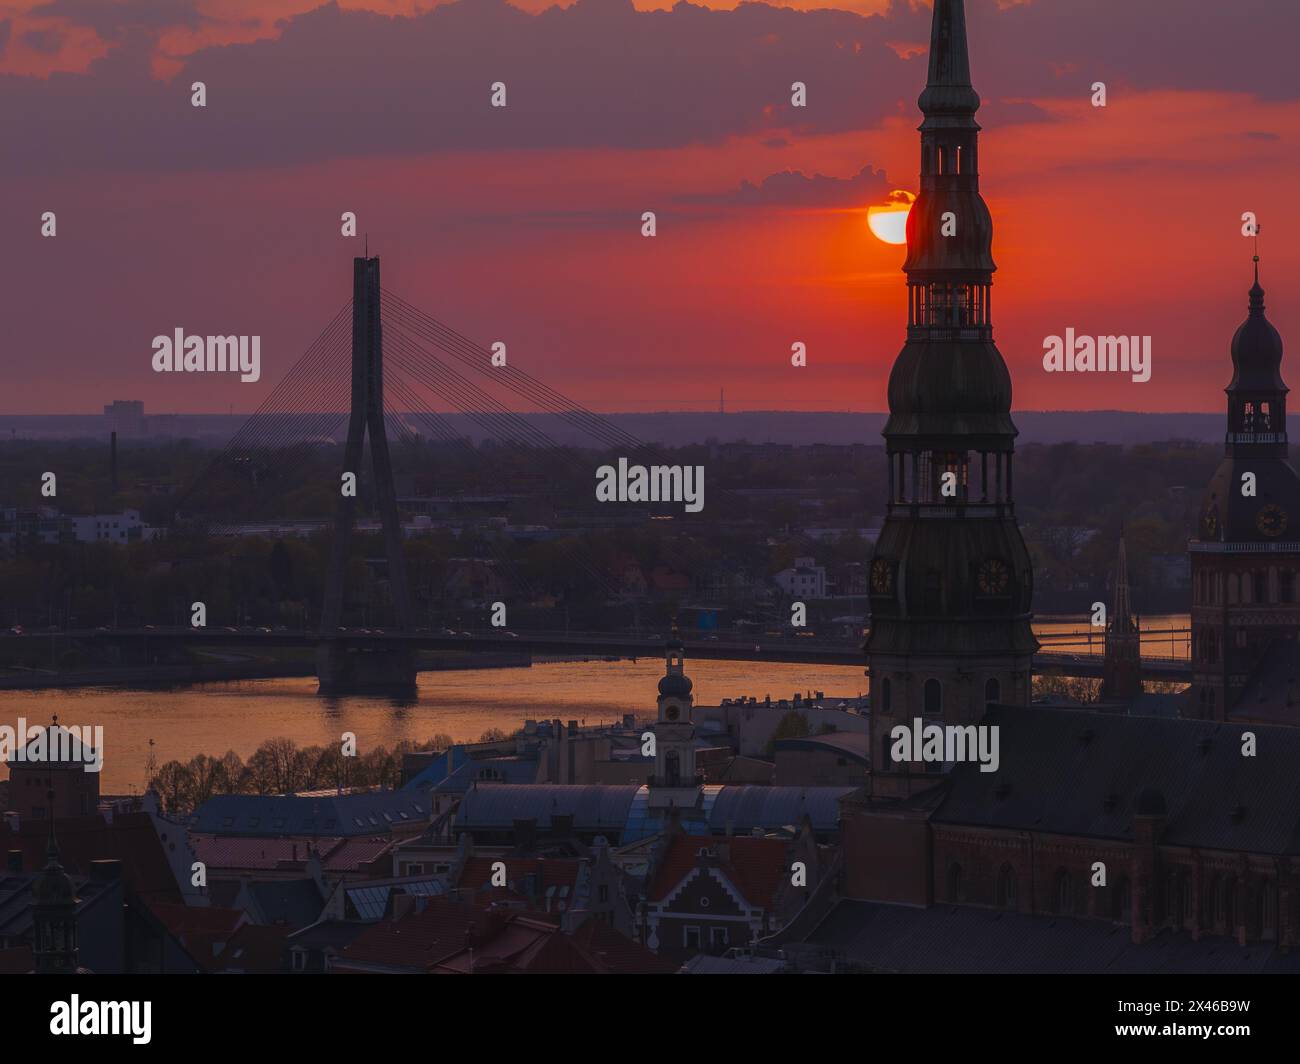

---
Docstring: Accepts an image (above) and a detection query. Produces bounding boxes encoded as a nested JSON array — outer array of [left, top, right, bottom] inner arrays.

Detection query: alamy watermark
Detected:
[[151, 329, 261, 383], [888, 718, 1000, 773], [595, 458, 704, 513], [0, 719, 103, 773], [1042, 330, 1151, 383], [50, 996, 151, 1044]]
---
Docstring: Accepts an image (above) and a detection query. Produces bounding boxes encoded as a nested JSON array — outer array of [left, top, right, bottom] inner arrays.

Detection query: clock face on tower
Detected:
[[976, 558, 1010, 596], [1257, 503, 1288, 538], [870, 559, 894, 595], [665, 704, 680, 721]]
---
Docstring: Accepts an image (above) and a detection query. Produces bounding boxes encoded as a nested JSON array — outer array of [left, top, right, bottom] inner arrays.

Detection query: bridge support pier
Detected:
[[316, 640, 416, 700], [316, 254, 417, 697]]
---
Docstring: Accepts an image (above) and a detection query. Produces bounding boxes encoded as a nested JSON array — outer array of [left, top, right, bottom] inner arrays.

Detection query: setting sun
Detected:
[[867, 190, 916, 245]]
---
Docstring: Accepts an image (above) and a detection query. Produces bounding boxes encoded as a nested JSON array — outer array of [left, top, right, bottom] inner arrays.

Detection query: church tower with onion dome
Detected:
[[651, 626, 697, 792], [1189, 258, 1300, 720], [866, 0, 1037, 798]]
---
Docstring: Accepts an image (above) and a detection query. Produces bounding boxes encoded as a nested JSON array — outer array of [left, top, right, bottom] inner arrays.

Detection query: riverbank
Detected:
[[0, 652, 533, 691]]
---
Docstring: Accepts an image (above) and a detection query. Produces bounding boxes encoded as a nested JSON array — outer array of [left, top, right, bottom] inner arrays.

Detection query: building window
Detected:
[[709, 927, 728, 948], [598, 885, 609, 903], [1282, 571, 1295, 604], [1114, 877, 1131, 922], [664, 751, 681, 787], [924, 679, 942, 717], [291, 950, 306, 971], [1055, 870, 1073, 915], [683, 926, 701, 951], [985, 677, 1000, 706], [996, 864, 1017, 910], [923, 569, 942, 611], [1262, 881, 1278, 938], [1255, 572, 1267, 604]]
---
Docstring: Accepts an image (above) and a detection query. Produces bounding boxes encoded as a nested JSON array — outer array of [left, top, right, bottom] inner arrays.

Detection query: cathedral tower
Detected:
[[1189, 260, 1300, 719], [867, 0, 1037, 797]]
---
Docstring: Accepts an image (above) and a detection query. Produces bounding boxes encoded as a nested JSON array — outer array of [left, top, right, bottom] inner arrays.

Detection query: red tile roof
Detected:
[[144, 901, 248, 972], [333, 899, 507, 971], [457, 856, 582, 893], [212, 924, 292, 974], [568, 918, 676, 974], [322, 837, 395, 873], [333, 899, 657, 973], [647, 834, 790, 909], [0, 812, 181, 903]]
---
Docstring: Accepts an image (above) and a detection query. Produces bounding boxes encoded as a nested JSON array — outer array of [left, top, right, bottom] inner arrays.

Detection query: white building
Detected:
[[773, 557, 826, 599], [69, 509, 158, 544]]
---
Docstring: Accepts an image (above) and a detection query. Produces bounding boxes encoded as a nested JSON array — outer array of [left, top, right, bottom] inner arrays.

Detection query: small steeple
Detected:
[[658, 619, 692, 702], [1227, 252, 1286, 403], [32, 789, 80, 974], [1112, 526, 1135, 635], [1103, 528, 1142, 702]]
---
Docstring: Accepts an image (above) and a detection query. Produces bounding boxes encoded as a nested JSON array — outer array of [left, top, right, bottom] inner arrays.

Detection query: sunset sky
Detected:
[[4, 0, 1298, 414]]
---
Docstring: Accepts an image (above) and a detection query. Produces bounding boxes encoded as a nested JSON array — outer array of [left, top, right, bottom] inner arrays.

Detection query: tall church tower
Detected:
[[867, 0, 1037, 797], [1189, 260, 1300, 720], [1102, 529, 1142, 702], [649, 627, 698, 800]]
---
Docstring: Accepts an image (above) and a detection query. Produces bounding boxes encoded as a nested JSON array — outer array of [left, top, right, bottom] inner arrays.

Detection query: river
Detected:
[[0, 614, 1189, 794]]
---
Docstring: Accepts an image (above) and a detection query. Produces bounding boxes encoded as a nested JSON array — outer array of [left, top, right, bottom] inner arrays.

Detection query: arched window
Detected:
[[1114, 877, 1131, 922], [1255, 571, 1267, 604], [996, 864, 1017, 910], [664, 750, 680, 787], [1262, 881, 1278, 938], [985, 677, 1000, 706], [879, 677, 892, 714], [1054, 870, 1073, 915], [946, 862, 962, 902], [1282, 570, 1295, 604], [924, 679, 942, 717]]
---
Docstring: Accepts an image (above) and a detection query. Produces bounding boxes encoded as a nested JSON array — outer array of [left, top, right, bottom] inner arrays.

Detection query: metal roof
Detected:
[[935, 704, 1300, 854], [191, 791, 429, 837], [453, 785, 641, 831], [802, 899, 1300, 974]]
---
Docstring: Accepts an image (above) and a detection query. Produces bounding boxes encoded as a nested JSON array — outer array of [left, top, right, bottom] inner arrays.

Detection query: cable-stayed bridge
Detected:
[[158, 256, 1188, 695]]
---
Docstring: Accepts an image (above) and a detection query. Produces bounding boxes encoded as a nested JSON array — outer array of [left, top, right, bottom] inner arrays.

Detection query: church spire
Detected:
[[1112, 526, 1135, 635], [32, 788, 80, 974], [919, 0, 980, 121]]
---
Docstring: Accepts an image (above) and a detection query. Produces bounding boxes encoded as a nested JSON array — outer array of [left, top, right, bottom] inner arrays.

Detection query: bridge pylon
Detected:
[[316, 256, 416, 697]]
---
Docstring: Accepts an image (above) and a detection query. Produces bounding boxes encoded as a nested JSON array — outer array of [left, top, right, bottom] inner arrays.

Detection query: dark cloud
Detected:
[[0, 0, 1295, 178], [30, 0, 205, 39], [688, 164, 894, 207], [22, 28, 65, 54]]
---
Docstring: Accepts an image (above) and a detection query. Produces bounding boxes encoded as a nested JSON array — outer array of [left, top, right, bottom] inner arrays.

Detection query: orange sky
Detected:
[[2, 0, 1296, 414]]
